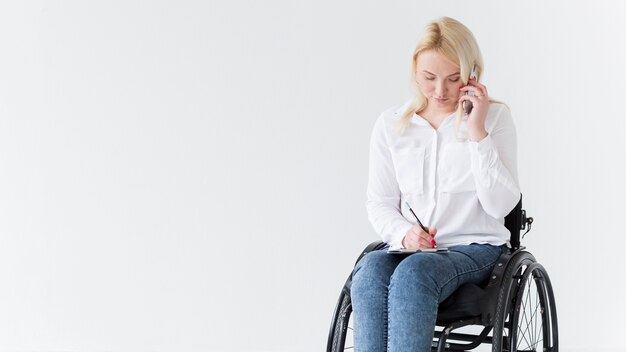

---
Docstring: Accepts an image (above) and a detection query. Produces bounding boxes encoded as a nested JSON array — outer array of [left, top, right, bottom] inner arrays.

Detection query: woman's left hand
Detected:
[[459, 77, 489, 142]]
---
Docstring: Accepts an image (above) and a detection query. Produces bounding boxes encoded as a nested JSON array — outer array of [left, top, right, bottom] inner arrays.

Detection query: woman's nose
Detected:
[[435, 80, 447, 95]]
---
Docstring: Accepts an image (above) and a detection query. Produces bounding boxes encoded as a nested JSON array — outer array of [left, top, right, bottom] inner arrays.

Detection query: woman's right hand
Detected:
[[401, 225, 437, 250]]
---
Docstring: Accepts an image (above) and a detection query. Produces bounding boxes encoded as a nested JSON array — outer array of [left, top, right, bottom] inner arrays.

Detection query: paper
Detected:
[[387, 247, 449, 254]]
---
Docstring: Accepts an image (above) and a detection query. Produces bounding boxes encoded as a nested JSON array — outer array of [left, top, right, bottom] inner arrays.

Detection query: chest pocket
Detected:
[[391, 147, 425, 195], [439, 142, 476, 193]]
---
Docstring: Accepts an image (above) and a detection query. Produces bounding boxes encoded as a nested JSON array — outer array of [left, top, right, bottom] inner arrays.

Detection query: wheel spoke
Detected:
[[513, 268, 546, 352], [530, 286, 540, 348], [518, 287, 533, 349], [345, 318, 354, 350], [533, 282, 540, 347], [529, 278, 543, 349]]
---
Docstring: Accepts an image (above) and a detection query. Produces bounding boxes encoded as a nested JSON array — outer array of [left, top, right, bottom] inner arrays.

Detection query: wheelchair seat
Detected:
[[436, 282, 487, 324], [327, 196, 559, 352]]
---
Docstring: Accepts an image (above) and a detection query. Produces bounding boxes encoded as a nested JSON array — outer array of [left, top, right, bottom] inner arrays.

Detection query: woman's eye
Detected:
[[450, 78, 460, 82], [425, 77, 435, 80]]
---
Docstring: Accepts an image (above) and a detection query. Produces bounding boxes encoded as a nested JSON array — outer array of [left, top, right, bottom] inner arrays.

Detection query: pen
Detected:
[[404, 201, 436, 248], [404, 201, 428, 233]]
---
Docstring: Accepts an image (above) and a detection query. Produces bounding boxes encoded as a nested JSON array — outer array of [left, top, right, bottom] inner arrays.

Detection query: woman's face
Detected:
[[415, 50, 464, 112]]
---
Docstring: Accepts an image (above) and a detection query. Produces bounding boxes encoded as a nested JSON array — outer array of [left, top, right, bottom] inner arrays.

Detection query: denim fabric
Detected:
[[351, 244, 504, 352]]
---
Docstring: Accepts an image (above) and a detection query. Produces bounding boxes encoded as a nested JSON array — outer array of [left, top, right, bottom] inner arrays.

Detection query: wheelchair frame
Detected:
[[326, 197, 558, 352]]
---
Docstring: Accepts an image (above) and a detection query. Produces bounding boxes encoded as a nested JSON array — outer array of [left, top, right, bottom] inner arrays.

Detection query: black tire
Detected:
[[327, 291, 353, 352], [492, 252, 558, 352]]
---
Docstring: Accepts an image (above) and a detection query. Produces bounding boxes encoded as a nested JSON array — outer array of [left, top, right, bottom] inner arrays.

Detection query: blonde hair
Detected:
[[399, 16, 505, 135]]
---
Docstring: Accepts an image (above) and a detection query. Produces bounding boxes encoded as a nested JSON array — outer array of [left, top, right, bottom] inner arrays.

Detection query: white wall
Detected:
[[1, 1, 624, 351]]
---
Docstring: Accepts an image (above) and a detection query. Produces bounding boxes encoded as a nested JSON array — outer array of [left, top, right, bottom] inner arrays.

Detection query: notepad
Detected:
[[387, 247, 449, 254]]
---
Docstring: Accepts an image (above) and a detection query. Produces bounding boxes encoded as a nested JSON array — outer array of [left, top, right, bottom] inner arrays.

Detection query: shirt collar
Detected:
[[412, 111, 457, 128]]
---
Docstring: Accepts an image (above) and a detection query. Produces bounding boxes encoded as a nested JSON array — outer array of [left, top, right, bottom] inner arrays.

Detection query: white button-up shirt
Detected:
[[366, 101, 520, 249]]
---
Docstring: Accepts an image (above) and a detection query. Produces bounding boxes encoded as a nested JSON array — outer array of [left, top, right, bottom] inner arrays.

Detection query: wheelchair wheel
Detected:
[[492, 252, 558, 352], [326, 290, 354, 352]]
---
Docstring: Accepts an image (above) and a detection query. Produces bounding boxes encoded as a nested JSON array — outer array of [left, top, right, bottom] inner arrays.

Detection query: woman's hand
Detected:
[[402, 225, 437, 250], [459, 77, 489, 142]]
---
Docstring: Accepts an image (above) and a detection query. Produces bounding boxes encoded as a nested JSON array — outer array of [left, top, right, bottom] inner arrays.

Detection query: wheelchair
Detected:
[[326, 197, 558, 351]]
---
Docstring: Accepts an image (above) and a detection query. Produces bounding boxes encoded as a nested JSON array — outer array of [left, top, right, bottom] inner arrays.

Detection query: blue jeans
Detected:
[[351, 244, 505, 352]]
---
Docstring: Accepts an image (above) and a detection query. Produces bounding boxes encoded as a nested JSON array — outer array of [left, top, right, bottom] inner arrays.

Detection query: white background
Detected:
[[1, 1, 625, 351]]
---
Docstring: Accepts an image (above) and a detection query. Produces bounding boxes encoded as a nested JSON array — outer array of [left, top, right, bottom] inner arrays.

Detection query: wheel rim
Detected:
[[509, 264, 555, 352]]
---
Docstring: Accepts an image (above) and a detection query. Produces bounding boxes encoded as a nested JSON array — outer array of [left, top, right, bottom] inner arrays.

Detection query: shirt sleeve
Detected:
[[468, 105, 521, 218], [365, 114, 413, 248]]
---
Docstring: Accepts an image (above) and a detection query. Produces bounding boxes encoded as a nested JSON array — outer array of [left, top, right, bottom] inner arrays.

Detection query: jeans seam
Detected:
[[383, 289, 389, 350]]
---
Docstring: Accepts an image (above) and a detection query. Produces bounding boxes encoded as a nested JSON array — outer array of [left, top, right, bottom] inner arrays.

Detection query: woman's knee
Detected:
[[352, 251, 399, 294], [389, 254, 453, 294]]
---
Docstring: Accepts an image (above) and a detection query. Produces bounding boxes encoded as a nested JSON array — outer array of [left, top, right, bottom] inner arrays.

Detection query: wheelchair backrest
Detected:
[[504, 196, 523, 250]]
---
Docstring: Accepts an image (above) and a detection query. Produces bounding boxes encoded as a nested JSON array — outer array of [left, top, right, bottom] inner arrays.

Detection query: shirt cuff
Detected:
[[388, 222, 413, 250]]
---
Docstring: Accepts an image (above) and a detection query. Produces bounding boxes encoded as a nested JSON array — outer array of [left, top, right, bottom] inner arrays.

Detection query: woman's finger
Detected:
[[468, 78, 488, 96], [460, 87, 487, 99], [420, 237, 434, 249], [458, 95, 479, 107], [412, 226, 432, 242]]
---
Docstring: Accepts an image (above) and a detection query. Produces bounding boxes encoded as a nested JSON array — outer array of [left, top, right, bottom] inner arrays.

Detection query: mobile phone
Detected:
[[462, 64, 478, 115]]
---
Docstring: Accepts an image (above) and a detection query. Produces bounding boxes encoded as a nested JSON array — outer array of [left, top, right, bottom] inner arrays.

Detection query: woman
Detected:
[[351, 17, 520, 351]]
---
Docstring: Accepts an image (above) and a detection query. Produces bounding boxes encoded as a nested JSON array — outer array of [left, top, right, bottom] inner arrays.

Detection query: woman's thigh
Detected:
[[389, 244, 504, 302]]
